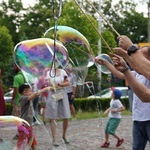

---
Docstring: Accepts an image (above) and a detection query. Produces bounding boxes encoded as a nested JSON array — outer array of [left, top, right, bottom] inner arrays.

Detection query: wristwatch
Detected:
[[127, 45, 139, 56]]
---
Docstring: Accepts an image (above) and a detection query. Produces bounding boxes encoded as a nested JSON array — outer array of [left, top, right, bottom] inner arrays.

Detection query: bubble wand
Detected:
[[74, 1, 112, 133], [49, 0, 63, 78], [49, 1, 69, 149], [85, 82, 103, 127], [74, 0, 113, 53], [86, 0, 120, 36], [74, 0, 115, 75]]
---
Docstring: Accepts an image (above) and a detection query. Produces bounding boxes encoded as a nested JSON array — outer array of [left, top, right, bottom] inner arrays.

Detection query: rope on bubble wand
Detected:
[[74, 0, 113, 53], [49, 0, 63, 78], [50, 1, 68, 149], [86, 81, 103, 127], [86, 0, 120, 37], [74, 0, 109, 129]]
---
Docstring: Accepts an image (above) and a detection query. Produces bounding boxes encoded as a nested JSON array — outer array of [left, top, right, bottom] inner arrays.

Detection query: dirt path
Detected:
[[0, 116, 150, 150]]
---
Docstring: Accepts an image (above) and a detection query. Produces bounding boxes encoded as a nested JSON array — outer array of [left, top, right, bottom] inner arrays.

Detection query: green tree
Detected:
[[0, 0, 24, 45], [19, 0, 55, 40], [101, 0, 147, 43], [0, 26, 14, 88], [101, 29, 117, 54]]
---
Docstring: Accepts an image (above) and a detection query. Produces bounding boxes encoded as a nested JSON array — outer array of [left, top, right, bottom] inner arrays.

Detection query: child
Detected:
[[16, 83, 53, 150], [101, 88, 125, 148]]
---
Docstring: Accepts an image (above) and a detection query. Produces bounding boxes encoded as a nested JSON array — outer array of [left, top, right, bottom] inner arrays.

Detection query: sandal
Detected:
[[101, 141, 110, 148], [63, 138, 70, 144], [116, 138, 124, 147]]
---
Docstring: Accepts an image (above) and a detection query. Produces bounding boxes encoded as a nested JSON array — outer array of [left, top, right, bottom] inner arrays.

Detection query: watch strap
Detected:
[[121, 66, 129, 73]]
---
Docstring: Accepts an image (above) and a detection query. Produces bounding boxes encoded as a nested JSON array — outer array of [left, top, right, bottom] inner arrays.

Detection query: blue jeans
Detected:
[[132, 120, 150, 150]]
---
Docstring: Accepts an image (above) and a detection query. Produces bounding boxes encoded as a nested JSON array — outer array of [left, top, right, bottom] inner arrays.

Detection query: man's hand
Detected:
[[111, 54, 127, 72], [95, 57, 109, 66], [113, 47, 128, 58], [118, 35, 133, 50]]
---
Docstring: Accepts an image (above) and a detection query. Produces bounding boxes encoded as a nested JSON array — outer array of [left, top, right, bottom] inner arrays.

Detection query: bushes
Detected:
[[5, 98, 129, 115], [74, 98, 129, 111]]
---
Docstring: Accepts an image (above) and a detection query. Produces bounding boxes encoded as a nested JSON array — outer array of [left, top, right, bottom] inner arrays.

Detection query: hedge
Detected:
[[5, 98, 129, 115], [74, 98, 129, 111]]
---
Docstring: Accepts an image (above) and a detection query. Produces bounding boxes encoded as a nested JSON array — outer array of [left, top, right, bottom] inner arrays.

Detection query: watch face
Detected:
[[128, 45, 139, 56], [129, 45, 138, 52]]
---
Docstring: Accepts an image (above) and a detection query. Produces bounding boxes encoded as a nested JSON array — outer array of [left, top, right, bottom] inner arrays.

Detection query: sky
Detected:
[[22, 0, 36, 8], [0, 0, 148, 16], [24, 0, 148, 16], [112, 0, 148, 16]]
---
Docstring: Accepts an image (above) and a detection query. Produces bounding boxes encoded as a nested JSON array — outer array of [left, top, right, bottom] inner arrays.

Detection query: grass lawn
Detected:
[[41, 110, 132, 122], [74, 110, 132, 120]]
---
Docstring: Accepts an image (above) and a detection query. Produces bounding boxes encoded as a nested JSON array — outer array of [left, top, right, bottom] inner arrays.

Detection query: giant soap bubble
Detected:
[[44, 26, 94, 86], [95, 53, 113, 74], [44, 26, 94, 67], [0, 116, 52, 150], [44, 26, 94, 97], [14, 38, 69, 87], [0, 116, 30, 127], [0, 116, 30, 149]]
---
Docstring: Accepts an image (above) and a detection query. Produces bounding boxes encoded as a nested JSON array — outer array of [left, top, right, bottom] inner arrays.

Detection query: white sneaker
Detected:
[[32, 121, 41, 126]]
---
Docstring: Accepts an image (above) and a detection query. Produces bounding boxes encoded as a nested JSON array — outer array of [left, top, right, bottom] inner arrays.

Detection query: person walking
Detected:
[[65, 67, 77, 119], [12, 64, 26, 140], [45, 68, 71, 147], [12, 64, 26, 117], [101, 89, 125, 148]]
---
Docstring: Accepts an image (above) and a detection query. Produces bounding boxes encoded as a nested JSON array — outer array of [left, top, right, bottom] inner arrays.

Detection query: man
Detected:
[[12, 64, 26, 117], [112, 54, 150, 102], [12, 64, 26, 140], [95, 46, 150, 149], [118, 35, 150, 79], [65, 67, 77, 119]]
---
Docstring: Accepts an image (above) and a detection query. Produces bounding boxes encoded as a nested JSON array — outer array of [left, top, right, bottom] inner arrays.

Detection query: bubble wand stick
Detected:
[[74, 0, 113, 53], [86, 0, 120, 37], [49, 0, 63, 78]]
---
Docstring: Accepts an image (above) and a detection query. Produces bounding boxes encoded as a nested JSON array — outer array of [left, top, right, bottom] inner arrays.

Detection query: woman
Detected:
[[45, 68, 71, 147]]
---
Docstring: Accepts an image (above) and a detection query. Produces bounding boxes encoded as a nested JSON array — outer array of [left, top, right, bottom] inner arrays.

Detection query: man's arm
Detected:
[[129, 51, 150, 79], [117, 35, 150, 78], [118, 35, 133, 50], [12, 87, 18, 105], [123, 69, 150, 102], [72, 86, 77, 95], [113, 48, 139, 73], [113, 54, 150, 102], [95, 57, 125, 79]]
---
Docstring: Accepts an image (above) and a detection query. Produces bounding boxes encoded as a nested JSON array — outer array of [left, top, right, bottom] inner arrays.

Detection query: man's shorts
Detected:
[[67, 92, 74, 105]]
